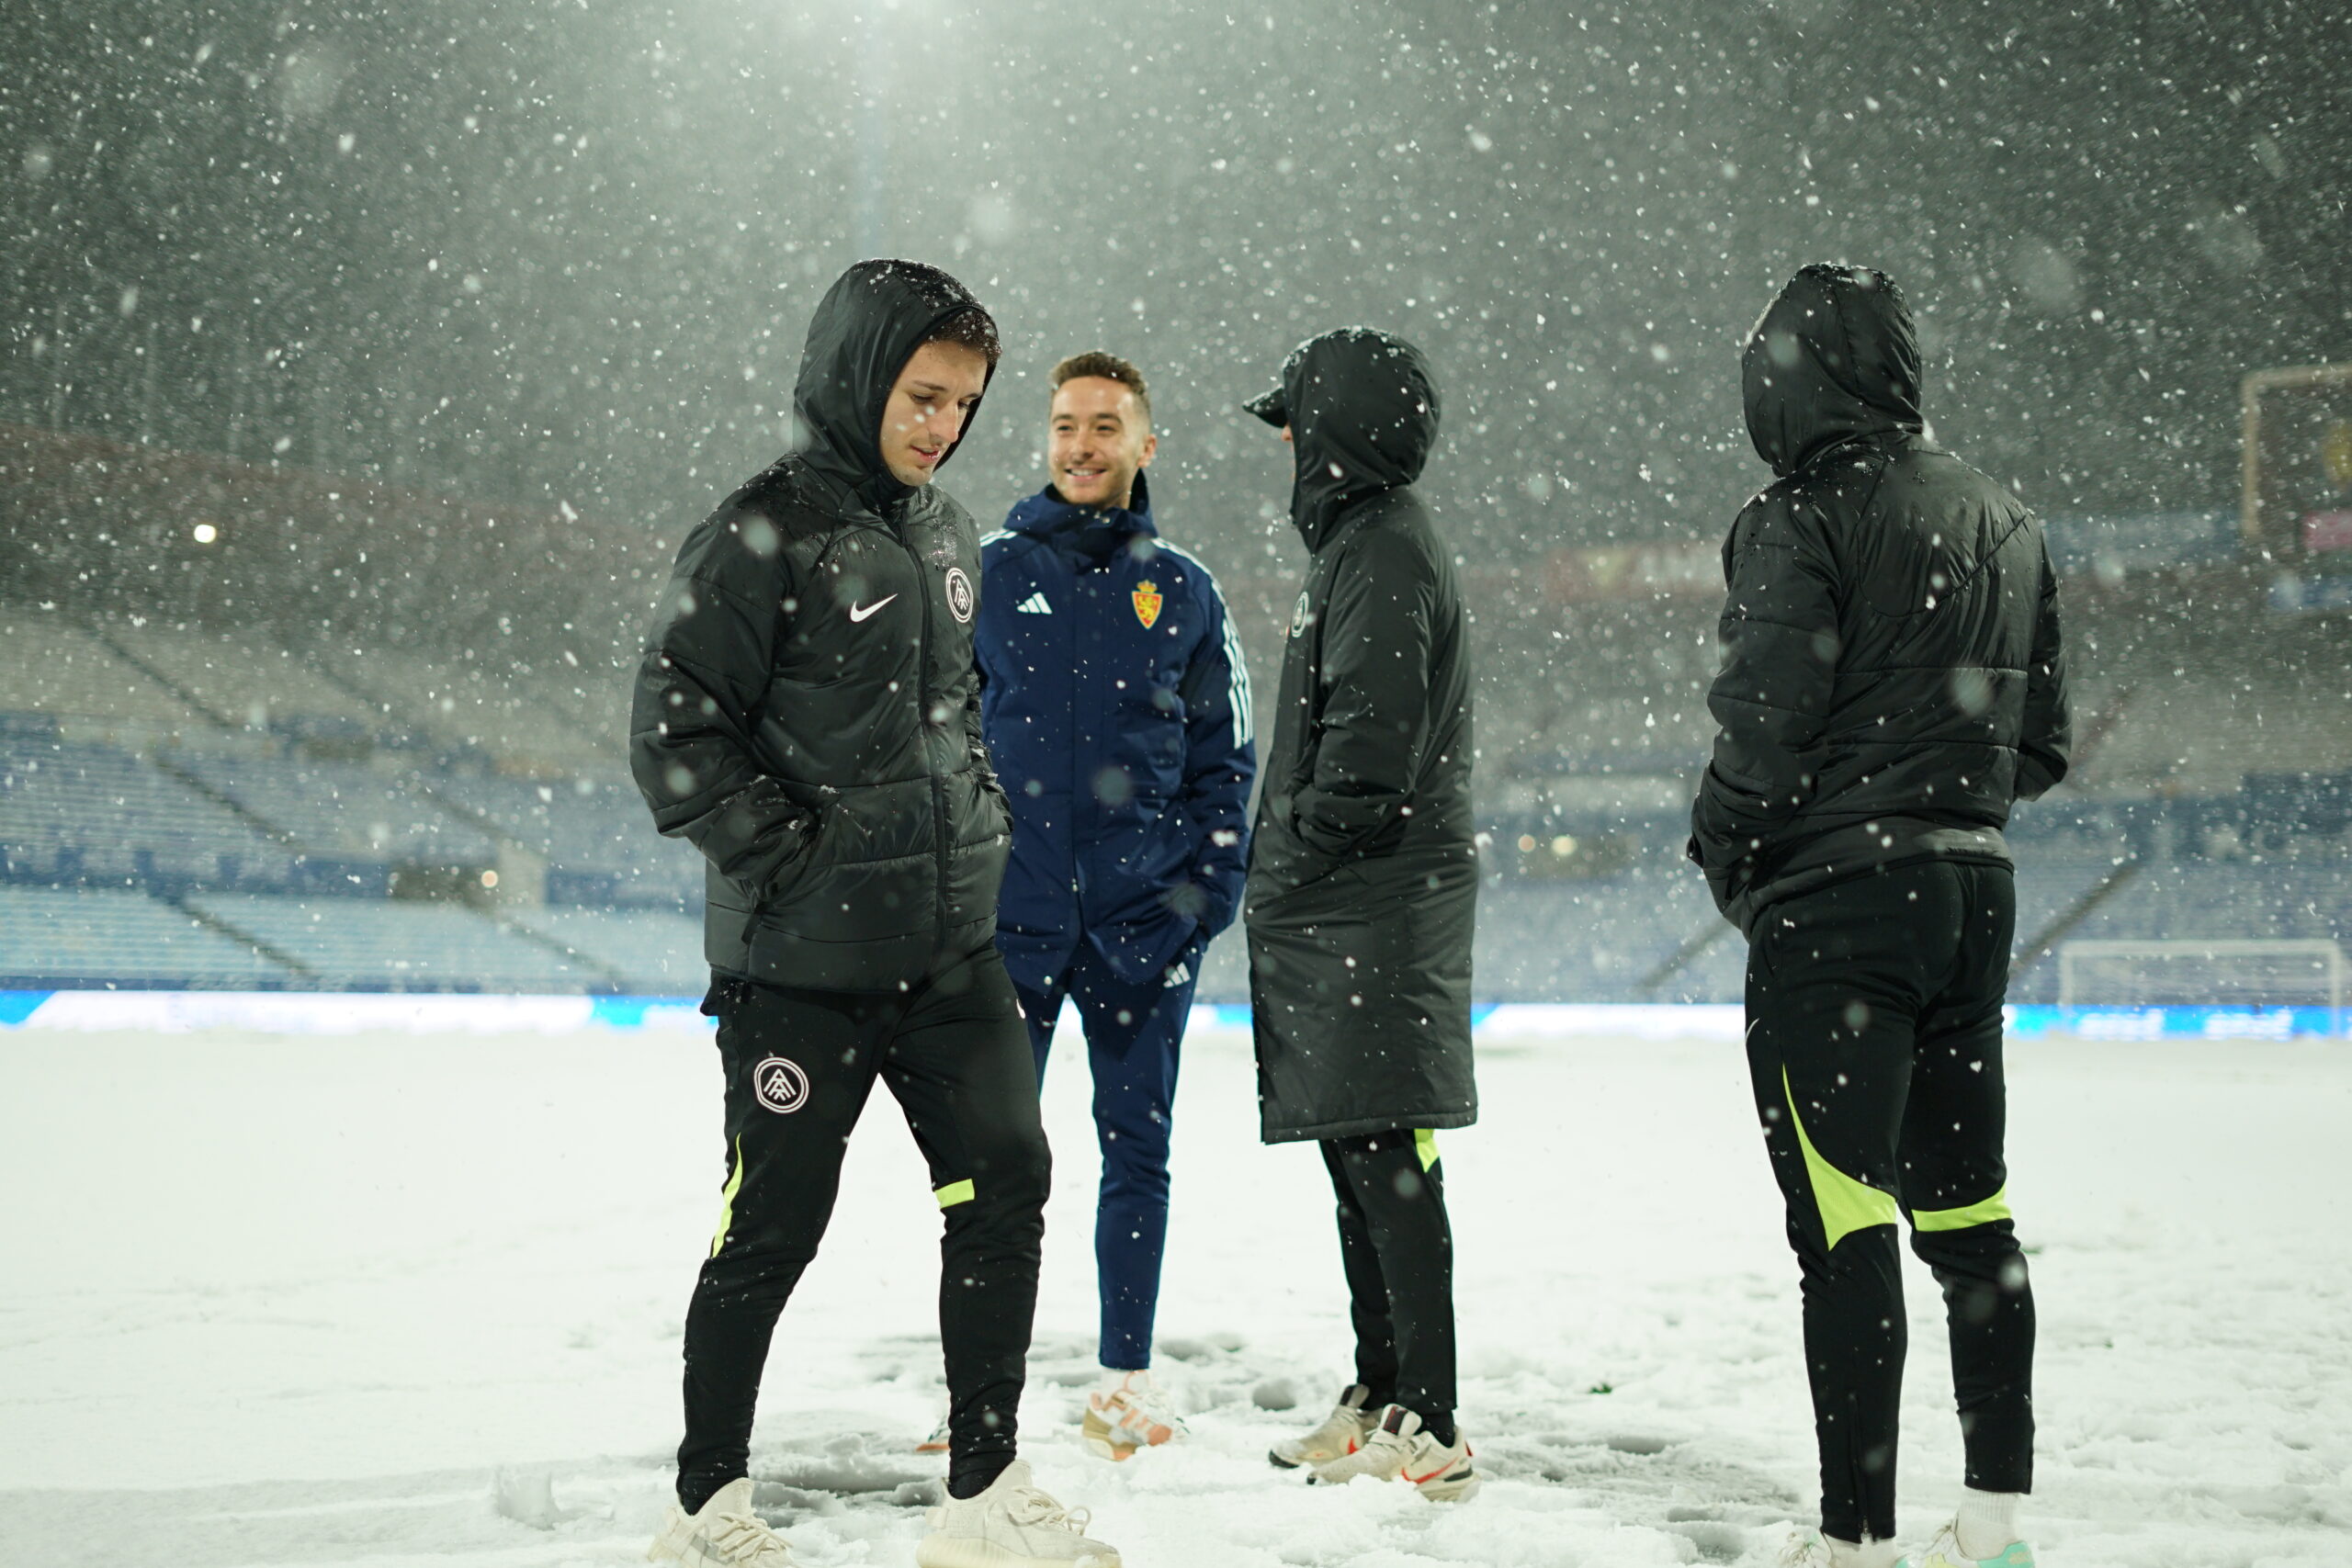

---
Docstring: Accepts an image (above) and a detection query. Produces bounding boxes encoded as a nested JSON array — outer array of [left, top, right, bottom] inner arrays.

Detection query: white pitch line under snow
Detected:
[[2, 1021, 2347, 1565]]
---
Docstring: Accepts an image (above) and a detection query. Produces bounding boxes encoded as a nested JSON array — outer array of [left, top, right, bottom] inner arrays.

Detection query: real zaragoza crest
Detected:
[[1132, 581, 1162, 629]]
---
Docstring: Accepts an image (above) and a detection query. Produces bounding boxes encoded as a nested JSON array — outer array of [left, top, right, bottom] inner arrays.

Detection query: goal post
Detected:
[[2058, 939, 2347, 1010]]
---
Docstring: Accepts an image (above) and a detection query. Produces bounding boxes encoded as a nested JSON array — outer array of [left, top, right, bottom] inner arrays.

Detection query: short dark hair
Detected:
[[1050, 350, 1151, 428], [924, 306, 1003, 368]]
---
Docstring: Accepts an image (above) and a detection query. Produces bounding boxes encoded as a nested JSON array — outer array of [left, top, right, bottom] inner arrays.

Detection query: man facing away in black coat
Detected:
[[1241, 328, 1481, 1504], [1690, 264, 2070, 1568], [631, 259, 1122, 1568]]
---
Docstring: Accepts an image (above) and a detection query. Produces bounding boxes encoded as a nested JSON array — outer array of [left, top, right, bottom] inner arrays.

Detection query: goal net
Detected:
[[2058, 939, 2347, 1009]]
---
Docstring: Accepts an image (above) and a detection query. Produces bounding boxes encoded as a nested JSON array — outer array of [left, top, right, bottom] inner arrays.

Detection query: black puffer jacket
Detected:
[[1242, 329, 1477, 1145], [630, 260, 1012, 991], [1690, 264, 2072, 936]]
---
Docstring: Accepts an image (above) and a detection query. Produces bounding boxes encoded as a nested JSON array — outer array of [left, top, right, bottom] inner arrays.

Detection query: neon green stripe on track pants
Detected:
[[1743, 861, 2034, 1549]]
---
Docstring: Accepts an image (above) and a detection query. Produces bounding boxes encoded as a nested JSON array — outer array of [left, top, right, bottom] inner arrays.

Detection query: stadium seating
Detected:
[[313, 646, 612, 773], [1476, 860, 1721, 1002], [169, 750, 498, 868], [186, 893, 599, 991], [99, 623, 379, 731], [0, 615, 212, 727], [0, 739, 298, 889], [2069, 859, 2352, 944], [510, 656, 635, 758], [420, 769, 699, 908], [502, 906, 707, 993], [0, 885, 291, 987], [6, 587, 2349, 1003]]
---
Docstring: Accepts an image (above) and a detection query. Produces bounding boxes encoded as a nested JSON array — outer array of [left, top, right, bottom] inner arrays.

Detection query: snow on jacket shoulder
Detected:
[[1690, 264, 2073, 936], [976, 471, 1255, 991]]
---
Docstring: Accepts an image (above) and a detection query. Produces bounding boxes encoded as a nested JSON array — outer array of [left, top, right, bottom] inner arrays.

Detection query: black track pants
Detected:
[[1746, 860, 2035, 1546], [676, 944, 1049, 1511], [1321, 1129, 1456, 1430]]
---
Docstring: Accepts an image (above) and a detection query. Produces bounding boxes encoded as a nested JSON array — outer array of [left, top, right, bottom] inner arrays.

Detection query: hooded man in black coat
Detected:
[[1690, 265, 2069, 1568], [632, 260, 1121, 1568], [1241, 328, 1480, 1503]]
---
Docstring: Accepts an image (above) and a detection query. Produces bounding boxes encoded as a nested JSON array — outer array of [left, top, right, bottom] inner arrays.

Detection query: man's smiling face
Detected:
[[1047, 376, 1155, 510]]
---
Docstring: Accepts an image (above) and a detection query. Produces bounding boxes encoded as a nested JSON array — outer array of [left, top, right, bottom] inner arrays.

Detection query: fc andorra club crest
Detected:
[[1132, 581, 1162, 629], [752, 1055, 810, 1115]]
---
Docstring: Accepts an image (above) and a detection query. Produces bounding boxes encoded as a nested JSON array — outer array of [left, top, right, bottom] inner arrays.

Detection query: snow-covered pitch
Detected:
[[6, 1018, 2346, 1565]]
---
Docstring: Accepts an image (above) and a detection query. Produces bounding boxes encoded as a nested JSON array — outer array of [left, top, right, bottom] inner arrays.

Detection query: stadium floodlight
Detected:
[[2059, 938, 2346, 1018]]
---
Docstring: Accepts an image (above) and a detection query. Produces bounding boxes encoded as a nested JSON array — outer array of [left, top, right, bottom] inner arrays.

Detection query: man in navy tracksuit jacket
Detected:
[[976, 352, 1254, 1458]]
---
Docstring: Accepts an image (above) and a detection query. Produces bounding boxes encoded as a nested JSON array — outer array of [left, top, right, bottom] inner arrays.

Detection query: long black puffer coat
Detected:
[[1241, 328, 1477, 1145], [1690, 264, 2072, 936], [630, 260, 1012, 992]]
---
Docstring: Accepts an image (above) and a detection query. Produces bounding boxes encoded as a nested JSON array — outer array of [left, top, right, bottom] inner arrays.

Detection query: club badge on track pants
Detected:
[[677, 944, 1050, 1506]]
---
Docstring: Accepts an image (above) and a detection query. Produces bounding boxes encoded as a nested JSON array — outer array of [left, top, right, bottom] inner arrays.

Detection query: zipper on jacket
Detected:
[[893, 507, 955, 955]]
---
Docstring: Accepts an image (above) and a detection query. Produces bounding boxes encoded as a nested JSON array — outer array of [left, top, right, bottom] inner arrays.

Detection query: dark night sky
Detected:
[[3, 0, 2346, 583]]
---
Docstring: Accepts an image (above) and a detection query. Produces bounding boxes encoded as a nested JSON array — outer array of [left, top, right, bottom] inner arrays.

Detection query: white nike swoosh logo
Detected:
[[847, 594, 898, 622]]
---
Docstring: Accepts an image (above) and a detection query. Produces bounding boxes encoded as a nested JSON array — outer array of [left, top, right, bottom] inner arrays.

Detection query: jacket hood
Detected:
[[1004, 468, 1157, 545], [1742, 264, 1923, 478], [1250, 328, 1440, 549], [791, 258, 995, 511]]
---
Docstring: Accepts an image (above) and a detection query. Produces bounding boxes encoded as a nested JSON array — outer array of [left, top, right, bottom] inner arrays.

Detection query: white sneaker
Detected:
[[1267, 1382, 1380, 1469], [1896, 1524, 2035, 1567], [915, 1408, 952, 1455], [1082, 1368, 1186, 1461], [1306, 1405, 1478, 1502], [915, 1459, 1122, 1567], [647, 1477, 797, 1566], [1779, 1532, 1838, 1568], [1778, 1527, 1901, 1568]]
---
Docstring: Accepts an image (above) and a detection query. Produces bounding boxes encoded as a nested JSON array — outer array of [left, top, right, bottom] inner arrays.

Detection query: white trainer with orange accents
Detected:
[[1267, 1383, 1380, 1470], [1081, 1368, 1186, 1461], [1306, 1404, 1478, 1502]]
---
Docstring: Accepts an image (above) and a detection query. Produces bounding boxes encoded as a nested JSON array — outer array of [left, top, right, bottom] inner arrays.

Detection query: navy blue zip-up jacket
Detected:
[[977, 471, 1256, 991]]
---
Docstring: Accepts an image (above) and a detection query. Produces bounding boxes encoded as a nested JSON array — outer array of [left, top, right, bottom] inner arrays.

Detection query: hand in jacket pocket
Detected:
[[1159, 877, 1210, 922], [756, 808, 821, 904]]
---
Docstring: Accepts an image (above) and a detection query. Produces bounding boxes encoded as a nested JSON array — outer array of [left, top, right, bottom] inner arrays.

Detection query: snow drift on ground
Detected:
[[5, 1017, 2348, 1565]]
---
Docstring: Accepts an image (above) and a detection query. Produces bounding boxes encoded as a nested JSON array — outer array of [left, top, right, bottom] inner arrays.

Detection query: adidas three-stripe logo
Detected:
[[1163, 961, 1192, 987], [1016, 592, 1052, 615]]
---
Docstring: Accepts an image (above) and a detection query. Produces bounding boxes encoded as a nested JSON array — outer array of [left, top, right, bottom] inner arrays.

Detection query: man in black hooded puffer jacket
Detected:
[[632, 261, 1120, 1568], [1690, 265, 2070, 1567], [1241, 329, 1480, 1503]]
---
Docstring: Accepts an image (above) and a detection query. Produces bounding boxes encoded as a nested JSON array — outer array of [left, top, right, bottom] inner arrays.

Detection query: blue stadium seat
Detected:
[[423, 770, 699, 908], [185, 893, 601, 992], [170, 751, 497, 866], [0, 740, 296, 889], [502, 906, 707, 994], [0, 885, 291, 987]]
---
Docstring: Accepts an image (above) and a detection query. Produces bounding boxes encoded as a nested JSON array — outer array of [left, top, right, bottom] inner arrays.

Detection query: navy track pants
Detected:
[[1013, 934, 1202, 1371]]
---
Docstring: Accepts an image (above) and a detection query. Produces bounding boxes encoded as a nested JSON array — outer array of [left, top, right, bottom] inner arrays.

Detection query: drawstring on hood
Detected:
[[790, 258, 996, 513], [1245, 327, 1440, 550], [1742, 264, 1923, 479]]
